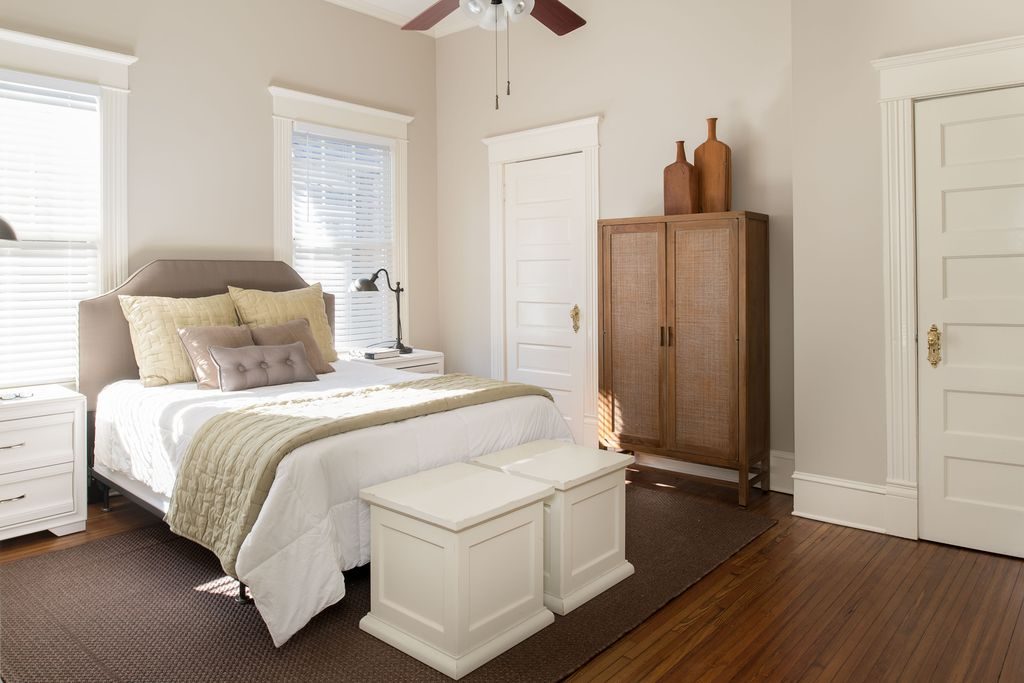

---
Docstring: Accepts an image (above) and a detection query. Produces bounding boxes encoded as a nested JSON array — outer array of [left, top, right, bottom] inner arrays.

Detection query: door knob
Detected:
[[570, 304, 581, 333], [927, 324, 941, 368]]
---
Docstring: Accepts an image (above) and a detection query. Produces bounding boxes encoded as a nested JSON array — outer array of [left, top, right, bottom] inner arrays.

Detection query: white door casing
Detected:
[[915, 86, 1024, 558], [484, 117, 601, 446], [874, 35, 1024, 540], [504, 153, 587, 442]]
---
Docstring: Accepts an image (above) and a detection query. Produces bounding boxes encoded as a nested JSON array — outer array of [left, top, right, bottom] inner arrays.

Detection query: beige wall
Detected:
[[0, 0, 441, 349], [436, 0, 795, 452], [792, 0, 1024, 484]]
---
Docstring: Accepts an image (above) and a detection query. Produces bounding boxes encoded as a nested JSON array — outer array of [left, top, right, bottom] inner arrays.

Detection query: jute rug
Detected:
[[0, 485, 774, 682]]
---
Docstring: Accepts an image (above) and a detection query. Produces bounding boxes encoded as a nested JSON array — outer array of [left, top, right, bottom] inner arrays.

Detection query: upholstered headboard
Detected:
[[78, 259, 335, 410]]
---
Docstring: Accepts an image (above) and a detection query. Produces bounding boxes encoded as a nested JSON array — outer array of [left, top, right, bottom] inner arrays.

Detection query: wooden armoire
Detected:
[[598, 211, 769, 505]]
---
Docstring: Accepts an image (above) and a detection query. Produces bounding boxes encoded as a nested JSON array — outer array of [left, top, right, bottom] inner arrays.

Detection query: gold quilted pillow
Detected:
[[119, 293, 240, 387], [228, 283, 337, 362]]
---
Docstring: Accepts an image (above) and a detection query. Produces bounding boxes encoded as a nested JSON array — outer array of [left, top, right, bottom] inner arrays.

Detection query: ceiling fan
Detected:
[[403, 0, 586, 37]]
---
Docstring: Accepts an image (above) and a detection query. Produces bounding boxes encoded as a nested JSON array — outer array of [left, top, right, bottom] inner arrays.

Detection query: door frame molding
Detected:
[[873, 34, 1024, 539], [483, 116, 601, 445]]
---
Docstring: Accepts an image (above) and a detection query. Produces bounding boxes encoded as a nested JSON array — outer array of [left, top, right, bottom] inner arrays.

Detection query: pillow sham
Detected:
[[228, 284, 337, 363], [178, 324, 255, 389], [119, 293, 239, 387], [209, 342, 318, 392], [249, 319, 335, 375]]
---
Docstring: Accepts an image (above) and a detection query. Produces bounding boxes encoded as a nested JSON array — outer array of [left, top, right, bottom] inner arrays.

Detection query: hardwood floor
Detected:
[[2, 469, 1022, 682]]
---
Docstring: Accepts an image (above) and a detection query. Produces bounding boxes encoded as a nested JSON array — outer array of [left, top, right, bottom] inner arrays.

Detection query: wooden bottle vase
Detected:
[[664, 141, 700, 215], [694, 117, 731, 212]]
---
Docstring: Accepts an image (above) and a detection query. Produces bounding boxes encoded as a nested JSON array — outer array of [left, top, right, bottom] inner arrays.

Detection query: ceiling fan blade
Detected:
[[531, 0, 586, 35], [402, 0, 460, 30]]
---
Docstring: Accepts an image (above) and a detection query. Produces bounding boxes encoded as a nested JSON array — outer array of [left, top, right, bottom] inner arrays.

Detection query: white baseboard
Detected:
[[791, 471, 888, 534], [634, 450, 794, 495]]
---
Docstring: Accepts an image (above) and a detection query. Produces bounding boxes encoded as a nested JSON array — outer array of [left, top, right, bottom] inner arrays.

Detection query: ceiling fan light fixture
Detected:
[[502, 0, 534, 22]]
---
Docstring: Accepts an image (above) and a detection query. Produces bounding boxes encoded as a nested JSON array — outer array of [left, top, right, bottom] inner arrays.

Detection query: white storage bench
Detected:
[[359, 462, 555, 680], [472, 440, 636, 615]]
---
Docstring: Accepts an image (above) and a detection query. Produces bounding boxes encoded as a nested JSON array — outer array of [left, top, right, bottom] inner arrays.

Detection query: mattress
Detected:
[[93, 360, 572, 645]]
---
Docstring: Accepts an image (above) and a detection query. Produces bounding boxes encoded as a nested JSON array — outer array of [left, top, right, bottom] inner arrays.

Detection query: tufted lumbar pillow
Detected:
[[209, 342, 318, 392], [249, 318, 335, 375], [177, 324, 255, 389], [119, 293, 240, 387], [228, 284, 337, 363]]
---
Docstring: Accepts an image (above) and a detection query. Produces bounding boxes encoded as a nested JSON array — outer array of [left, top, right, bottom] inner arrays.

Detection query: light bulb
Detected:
[[478, 3, 508, 31], [502, 0, 534, 22], [459, 0, 488, 19]]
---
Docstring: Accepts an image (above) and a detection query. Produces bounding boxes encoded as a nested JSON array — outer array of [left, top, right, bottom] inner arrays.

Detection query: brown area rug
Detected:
[[0, 485, 774, 682]]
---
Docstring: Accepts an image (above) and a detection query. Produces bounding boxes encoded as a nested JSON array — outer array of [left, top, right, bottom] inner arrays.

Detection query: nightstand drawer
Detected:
[[0, 463, 75, 529], [401, 362, 443, 374], [0, 413, 75, 475]]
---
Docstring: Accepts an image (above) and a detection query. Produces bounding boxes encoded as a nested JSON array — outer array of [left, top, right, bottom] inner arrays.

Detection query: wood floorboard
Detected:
[[1003, 586, 1024, 683], [1, 476, 1022, 682]]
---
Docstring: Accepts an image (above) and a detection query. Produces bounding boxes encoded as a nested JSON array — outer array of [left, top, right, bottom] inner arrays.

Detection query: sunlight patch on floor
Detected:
[[193, 575, 237, 596]]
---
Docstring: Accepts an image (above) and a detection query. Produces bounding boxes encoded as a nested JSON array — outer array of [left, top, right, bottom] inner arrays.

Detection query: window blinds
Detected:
[[291, 126, 395, 349], [0, 76, 101, 388]]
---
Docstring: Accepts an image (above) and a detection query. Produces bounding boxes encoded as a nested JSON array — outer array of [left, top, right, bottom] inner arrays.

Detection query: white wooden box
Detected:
[[472, 440, 636, 615], [359, 463, 554, 680]]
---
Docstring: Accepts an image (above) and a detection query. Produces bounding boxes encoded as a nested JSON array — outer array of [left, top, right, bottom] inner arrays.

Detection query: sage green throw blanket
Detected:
[[165, 374, 553, 578]]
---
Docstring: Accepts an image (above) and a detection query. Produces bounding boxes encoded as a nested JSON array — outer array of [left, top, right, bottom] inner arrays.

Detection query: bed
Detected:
[[79, 259, 572, 646]]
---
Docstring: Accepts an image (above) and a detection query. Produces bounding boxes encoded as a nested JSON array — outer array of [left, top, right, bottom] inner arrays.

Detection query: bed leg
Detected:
[[100, 483, 112, 513], [236, 582, 254, 604]]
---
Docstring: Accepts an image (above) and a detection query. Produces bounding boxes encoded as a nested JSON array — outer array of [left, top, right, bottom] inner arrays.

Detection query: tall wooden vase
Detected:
[[664, 141, 700, 215], [694, 118, 732, 212]]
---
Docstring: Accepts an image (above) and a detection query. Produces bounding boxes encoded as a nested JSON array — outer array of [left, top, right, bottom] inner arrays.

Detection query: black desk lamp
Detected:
[[0, 216, 17, 241], [350, 268, 412, 354]]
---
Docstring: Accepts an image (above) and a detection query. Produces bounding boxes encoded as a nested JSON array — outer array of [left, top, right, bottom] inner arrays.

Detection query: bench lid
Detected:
[[359, 462, 553, 531], [472, 440, 636, 491]]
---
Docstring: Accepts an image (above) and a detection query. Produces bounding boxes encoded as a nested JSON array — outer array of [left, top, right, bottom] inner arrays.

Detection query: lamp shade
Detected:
[[350, 276, 379, 292], [0, 216, 16, 241]]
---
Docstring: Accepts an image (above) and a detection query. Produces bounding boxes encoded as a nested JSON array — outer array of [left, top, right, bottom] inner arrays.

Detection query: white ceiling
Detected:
[[323, 0, 477, 38]]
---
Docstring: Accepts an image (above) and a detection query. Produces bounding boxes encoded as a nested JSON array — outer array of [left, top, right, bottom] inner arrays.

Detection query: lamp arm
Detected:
[[373, 268, 402, 294]]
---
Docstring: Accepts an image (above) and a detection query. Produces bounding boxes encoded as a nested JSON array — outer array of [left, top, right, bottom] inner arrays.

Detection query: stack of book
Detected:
[[362, 348, 400, 360]]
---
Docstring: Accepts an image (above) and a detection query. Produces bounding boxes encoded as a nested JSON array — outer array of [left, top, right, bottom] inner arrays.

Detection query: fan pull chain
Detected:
[[494, 7, 499, 110], [506, 17, 511, 96]]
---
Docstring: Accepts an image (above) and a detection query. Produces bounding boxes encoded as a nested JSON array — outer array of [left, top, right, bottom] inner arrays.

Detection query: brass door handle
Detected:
[[0, 442, 25, 450], [0, 494, 25, 504], [927, 324, 941, 368], [570, 304, 581, 333]]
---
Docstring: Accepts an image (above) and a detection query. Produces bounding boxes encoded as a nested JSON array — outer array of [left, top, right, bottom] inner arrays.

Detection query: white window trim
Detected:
[[0, 27, 135, 290], [270, 86, 413, 342]]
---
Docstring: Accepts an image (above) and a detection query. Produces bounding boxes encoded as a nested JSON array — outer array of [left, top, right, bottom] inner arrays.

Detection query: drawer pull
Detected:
[[0, 442, 26, 450], [0, 494, 25, 504]]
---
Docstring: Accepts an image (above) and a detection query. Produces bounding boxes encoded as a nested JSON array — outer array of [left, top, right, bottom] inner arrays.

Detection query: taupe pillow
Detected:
[[178, 325, 255, 389], [227, 284, 337, 362], [209, 342, 318, 392], [250, 319, 335, 375]]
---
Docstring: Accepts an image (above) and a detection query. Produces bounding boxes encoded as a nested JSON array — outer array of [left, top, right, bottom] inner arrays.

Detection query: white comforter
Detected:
[[94, 361, 571, 645]]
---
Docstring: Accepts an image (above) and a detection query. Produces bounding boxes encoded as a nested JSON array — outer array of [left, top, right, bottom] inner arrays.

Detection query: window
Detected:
[[0, 72, 101, 387], [270, 87, 412, 354], [291, 124, 396, 349]]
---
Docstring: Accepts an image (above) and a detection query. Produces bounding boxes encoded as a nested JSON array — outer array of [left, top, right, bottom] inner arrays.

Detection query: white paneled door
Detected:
[[916, 86, 1024, 558], [504, 153, 586, 443]]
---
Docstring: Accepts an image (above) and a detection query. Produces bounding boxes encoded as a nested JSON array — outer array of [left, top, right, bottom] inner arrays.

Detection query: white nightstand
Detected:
[[0, 385, 87, 541], [348, 349, 445, 375]]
